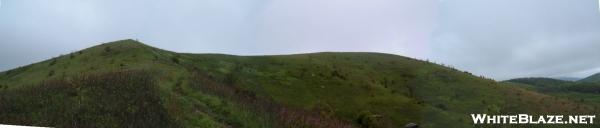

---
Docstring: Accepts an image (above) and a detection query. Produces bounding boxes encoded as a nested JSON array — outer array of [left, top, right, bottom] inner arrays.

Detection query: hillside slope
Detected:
[[0, 39, 598, 128], [507, 77, 600, 107], [580, 73, 600, 83], [506, 77, 573, 88]]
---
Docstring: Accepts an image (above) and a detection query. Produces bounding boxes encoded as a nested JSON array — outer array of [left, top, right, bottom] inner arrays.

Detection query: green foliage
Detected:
[[47, 70, 55, 77], [49, 59, 57, 66], [4, 66, 30, 76], [184, 52, 598, 128], [355, 111, 380, 128], [565, 83, 600, 93], [507, 77, 572, 87], [104, 46, 112, 53], [508, 77, 600, 109], [171, 55, 180, 64], [508, 77, 600, 94], [0, 70, 176, 127], [579, 73, 600, 83]]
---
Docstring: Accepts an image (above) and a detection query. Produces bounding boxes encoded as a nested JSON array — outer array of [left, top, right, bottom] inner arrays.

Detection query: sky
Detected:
[[0, 0, 599, 80]]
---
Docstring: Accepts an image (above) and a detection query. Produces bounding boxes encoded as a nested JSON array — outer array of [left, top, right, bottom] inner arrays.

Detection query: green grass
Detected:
[[0, 70, 175, 127], [580, 73, 600, 83], [507, 77, 600, 108], [1, 39, 599, 128]]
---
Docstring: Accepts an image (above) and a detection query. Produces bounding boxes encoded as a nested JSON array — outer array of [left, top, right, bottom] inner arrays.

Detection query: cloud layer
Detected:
[[431, 0, 600, 80], [0, 0, 436, 72]]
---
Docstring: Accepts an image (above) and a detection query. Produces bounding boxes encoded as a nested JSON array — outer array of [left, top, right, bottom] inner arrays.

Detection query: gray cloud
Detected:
[[431, 0, 600, 80], [250, 0, 437, 57], [0, 0, 437, 72]]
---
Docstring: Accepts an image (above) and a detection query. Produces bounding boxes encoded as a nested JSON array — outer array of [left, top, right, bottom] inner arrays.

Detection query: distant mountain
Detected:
[[505, 77, 573, 87], [0, 39, 596, 128], [553, 77, 581, 81], [508, 76, 600, 107], [579, 73, 600, 83]]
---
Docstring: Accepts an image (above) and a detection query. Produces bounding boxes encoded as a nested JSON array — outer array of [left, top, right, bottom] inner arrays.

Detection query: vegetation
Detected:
[[580, 73, 600, 83], [507, 77, 573, 87], [507, 77, 600, 107], [0, 70, 174, 127], [0, 39, 598, 127]]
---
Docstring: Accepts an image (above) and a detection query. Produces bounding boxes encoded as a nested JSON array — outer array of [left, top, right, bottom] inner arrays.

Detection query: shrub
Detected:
[[171, 55, 180, 64], [104, 46, 112, 52], [436, 103, 448, 111], [331, 70, 346, 80], [356, 111, 378, 128], [47, 70, 55, 77]]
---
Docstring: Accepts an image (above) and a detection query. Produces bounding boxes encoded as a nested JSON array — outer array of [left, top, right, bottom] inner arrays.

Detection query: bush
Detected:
[[356, 112, 378, 128], [104, 46, 112, 52], [171, 56, 180, 64], [47, 70, 55, 77], [436, 103, 448, 111]]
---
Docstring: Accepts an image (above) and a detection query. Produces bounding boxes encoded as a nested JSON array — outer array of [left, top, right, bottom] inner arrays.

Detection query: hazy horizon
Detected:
[[1, 0, 600, 80]]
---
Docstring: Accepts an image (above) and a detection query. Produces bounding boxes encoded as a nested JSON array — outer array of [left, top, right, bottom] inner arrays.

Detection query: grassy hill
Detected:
[[580, 73, 600, 83], [0, 39, 598, 128], [554, 77, 581, 81], [506, 77, 600, 108], [506, 77, 573, 88]]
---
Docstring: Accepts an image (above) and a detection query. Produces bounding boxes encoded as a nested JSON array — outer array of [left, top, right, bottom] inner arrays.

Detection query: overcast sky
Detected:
[[0, 0, 599, 80]]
